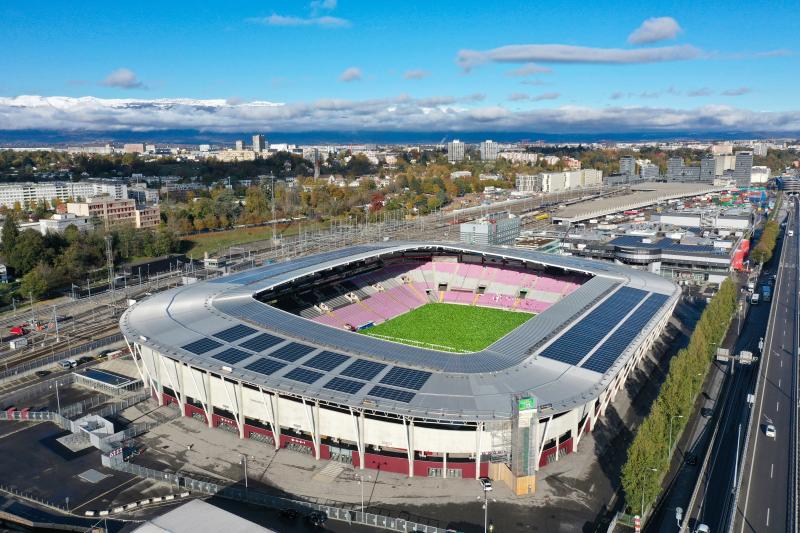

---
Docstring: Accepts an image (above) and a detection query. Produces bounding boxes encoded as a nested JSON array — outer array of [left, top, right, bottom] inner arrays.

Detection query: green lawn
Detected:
[[361, 303, 534, 353], [181, 220, 328, 259]]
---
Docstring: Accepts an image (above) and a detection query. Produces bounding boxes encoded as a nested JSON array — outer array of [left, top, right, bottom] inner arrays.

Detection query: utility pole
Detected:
[[52, 305, 59, 342], [105, 235, 115, 316]]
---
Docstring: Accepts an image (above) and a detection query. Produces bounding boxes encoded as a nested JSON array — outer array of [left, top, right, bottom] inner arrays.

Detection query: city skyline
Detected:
[[0, 0, 798, 135]]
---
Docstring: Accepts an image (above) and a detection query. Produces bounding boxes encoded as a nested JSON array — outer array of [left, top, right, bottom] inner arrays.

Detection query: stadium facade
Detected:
[[120, 242, 678, 494]]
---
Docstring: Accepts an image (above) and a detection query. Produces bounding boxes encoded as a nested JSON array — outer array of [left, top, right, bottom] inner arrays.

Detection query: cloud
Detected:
[[688, 87, 713, 97], [610, 91, 625, 100], [403, 69, 430, 80], [520, 79, 549, 86], [250, 14, 350, 27], [722, 87, 751, 96], [506, 63, 552, 77], [3, 95, 800, 134], [508, 93, 530, 101], [531, 92, 560, 101], [339, 67, 362, 82], [100, 68, 145, 89], [628, 17, 683, 44], [457, 44, 702, 70], [310, 0, 336, 14]]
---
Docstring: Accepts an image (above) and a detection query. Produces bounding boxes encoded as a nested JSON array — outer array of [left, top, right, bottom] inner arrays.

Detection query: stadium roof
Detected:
[[120, 242, 678, 422]]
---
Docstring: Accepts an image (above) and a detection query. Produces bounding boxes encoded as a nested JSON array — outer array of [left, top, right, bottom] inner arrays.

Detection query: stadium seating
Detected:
[[304, 258, 587, 328]]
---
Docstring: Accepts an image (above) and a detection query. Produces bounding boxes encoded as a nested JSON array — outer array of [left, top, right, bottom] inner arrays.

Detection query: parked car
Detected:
[[34, 370, 50, 378], [305, 511, 327, 527], [479, 477, 493, 491], [76, 356, 93, 366], [58, 360, 76, 370]]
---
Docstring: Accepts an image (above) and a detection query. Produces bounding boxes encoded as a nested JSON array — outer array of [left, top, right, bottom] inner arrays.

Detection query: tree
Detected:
[[1, 212, 19, 255], [19, 264, 49, 298], [8, 229, 45, 275]]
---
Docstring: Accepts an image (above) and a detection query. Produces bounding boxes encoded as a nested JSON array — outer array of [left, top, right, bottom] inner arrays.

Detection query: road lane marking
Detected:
[[779, 378, 782, 388], [771, 463, 774, 478], [767, 507, 771, 526], [778, 401, 780, 412]]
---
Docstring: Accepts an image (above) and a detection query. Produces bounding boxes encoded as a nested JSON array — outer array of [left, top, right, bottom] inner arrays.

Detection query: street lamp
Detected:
[[357, 473, 371, 516], [667, 415, 684, 461], [640, 467, 658, 518]]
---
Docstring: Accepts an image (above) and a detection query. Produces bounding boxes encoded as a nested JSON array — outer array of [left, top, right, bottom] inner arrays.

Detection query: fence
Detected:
[[0, 334, 125, 384], [106, 457, 457, 533]]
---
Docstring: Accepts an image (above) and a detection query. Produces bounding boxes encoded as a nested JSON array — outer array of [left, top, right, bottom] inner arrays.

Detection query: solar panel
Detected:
[[212, 347, 252, 365], [182, 338, 222, 355], [368, 385, 416, 403], [582, 293, 669, 374], [284, 367, 324, 384], [380, 367, 431, 390], [303, 351, 349, 371], [270, 342, 316, 362], [212, 324, 257, 343], [244, 358, 286, 376], [323, 377, 366, 394], [239, 332, 284, 353], [341, 359, 387, 381], [539, 287, 647, 366]]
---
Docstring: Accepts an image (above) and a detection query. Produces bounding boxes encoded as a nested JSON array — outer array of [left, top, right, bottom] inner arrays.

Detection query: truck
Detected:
[[762, 285, 771, 302]]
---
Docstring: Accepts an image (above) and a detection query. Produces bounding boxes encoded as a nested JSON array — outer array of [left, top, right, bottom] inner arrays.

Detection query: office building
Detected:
[[699, 154, 716, 182], [479, 140, 498, 161], [715, 154, 736, 175], [134, 205, 162, 229], [235, 140, 244, 151], [447, 140, 465, 162], [750, 166, 771, 184], [640, 163, 659, 180], [752, 143, 768, 157], [38, 213, 91, 234], [252, 134, 267, 153], [619, 156, 636, 178], [711, 143, 733, 156], [515, 169, 601, 193], [667, 157, 684, 181], [498, 152, 539, 164], [460, 211, 521, 245], [733, 151, 753, 187], [123, 143, 145, 154]]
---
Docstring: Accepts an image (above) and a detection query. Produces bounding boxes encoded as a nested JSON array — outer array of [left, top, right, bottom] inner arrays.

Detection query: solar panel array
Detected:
[[341, 359, 387, 381], [539, 287, 647, 366], [323, 377, 366, 394], [245, 358, 286, 376], [368, 385, 416, 403], [239, 333, 284, 353], [380, 367, 432, 390], [581, 293, 669, 374], [284, 367, 325, 384], [212, 347, 252, 365], [269, 342, 315, 362], [182, 338, 222, 355], [304, 351, 350, 372], [212, 324, 257, 342]]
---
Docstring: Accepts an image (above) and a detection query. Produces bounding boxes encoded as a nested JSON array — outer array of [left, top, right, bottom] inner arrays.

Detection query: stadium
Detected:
[[119, 242, 678, 494]]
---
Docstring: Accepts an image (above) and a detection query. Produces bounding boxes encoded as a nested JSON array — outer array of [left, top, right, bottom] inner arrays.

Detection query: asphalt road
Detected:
[[735, 198, 798, 532], [689, 206, 791, 532]]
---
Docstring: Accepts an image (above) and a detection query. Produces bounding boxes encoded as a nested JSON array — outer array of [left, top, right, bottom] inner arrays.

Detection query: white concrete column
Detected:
[[350, 408, 366, 470], [159, 357, 184, 414], [442, 452, 447, 479], [474, 422, 483, 480], [204, 371, 213, 428], [404, 418, 414, 478], [259, 388, 280, 450]]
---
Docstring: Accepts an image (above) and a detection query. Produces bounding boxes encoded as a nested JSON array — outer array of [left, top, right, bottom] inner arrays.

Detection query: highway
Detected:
[[680, 200, 791, 532], [735, 196, 798, 532]]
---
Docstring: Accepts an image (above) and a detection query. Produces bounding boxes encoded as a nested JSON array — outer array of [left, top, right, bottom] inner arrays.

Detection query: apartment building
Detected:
[[0, 181, 127, 209]]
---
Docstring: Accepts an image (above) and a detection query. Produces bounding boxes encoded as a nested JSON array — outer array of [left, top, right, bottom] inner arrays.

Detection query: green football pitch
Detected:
[[360, 303, 534, 353]]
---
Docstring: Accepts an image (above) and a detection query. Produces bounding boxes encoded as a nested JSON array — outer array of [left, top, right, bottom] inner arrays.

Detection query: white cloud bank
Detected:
[[0, 95, 799, 133], [101, 68, 145, 89], [457, 43, 703, 70]]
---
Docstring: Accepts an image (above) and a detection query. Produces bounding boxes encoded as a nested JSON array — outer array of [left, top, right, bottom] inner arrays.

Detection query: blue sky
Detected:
[[0, 0, 798, 133]]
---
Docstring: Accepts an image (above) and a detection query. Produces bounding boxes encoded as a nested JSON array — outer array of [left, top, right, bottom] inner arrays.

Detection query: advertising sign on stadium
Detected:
[[518, 396, 537, 411]]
